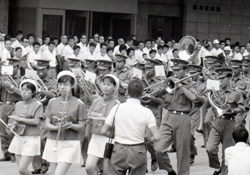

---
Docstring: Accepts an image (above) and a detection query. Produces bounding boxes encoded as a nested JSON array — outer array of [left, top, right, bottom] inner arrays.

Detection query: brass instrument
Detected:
[[207, 90, 230, 117], [164, 72, 200, 93], [178, 36, 198, 63], [0, 74, 18, 93]]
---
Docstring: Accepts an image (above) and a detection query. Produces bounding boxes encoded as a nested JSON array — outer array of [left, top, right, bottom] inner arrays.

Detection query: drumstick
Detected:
[[53, 88, 70, 152], [0, 118, 26, 143]]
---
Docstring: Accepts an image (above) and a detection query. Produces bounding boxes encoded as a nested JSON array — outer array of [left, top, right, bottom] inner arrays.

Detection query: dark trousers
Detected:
[[203, 107, 215, 144], [0, 104, 14, 157], [206, 118, 235, 175], [190, 108, 200, 156], [155, 113, 190, 175], [109, 143, 147, 175]]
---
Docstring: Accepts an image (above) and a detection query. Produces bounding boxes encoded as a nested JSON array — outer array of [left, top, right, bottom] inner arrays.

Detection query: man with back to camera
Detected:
[[101, 79, 160, 175]]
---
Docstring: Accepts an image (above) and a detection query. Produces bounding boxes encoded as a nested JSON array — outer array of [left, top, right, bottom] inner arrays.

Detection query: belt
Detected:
[[50, 67, 56, 69], [168, 110, 189, 115], [4, 101, 15, 105], [220, 114, 236, 120], [115, 142, 144, 147]]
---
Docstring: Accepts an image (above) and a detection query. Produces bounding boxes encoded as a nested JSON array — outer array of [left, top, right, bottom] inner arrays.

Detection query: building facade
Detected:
[[0, 0, 250, 43]]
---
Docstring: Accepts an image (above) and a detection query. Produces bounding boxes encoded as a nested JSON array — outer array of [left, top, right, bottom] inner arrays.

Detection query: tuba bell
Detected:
[[178, 36, 198, 63]]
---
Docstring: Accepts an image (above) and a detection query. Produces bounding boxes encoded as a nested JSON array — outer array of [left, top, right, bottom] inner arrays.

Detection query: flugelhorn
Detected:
[[0, 74, 18, 93]]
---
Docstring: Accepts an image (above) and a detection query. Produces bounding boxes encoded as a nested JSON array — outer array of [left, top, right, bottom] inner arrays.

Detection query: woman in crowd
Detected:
[[42, 71, 86, 175], [85, 74, 119, 175], [8, 79, 43, 175]]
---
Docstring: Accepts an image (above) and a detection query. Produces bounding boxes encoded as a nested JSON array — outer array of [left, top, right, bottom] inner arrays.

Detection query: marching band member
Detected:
[[187, 64, 207, 164], [85, 74, 119, 175], [242, 56, 250, 80], [43, 71, 86, 175], [0, 58, 22, 162], [141, 58, 165, 172], [155, 59, 197, 175], [31, 58, 57, 174], [8, 79, 43, 175], [113, 54, 132, 103], [206, 67, 245, 175]]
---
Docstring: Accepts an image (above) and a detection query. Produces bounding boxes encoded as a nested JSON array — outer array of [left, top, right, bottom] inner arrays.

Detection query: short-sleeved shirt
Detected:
[[45, 96, 87, 140], [1, 48, 11, 65], [14, 100, 43, 136], [105, 98, 156, 145], [40, 74, 57, 106]]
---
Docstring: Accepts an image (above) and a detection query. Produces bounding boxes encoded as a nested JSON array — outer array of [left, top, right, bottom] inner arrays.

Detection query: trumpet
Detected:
[[0, 74, 18, 93], [165, 72, 200, 93]]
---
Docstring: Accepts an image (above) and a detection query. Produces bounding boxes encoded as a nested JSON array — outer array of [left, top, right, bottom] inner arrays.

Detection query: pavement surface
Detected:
[[0, 132, 219, 175]]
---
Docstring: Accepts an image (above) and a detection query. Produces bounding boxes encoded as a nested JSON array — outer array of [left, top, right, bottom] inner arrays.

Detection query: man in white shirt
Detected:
[[113, 38, 125, 55], [63, 36, 75, 60], [42, 41, 57, 78], [135, 41, 145, 62], [210, 39, 223, 56], [1, 37, 12, 65], [40, 36, 50, 53], [102, 79, 160, 175], [77, 33, 88, 60], [225, 127, 250, 175], [26, 33, 35, 54], [56, 34, 68, 57], [143, 39, 152, 57], [0, 32, 5, 56], [27, 42, 42, 69], [11, 30, 28, 57]]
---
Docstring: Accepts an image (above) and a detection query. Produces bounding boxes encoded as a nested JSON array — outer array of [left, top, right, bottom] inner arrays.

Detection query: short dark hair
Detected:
[[68, 35, 74, 40], [21, 82, 36, 98], [119, 44, 127, 52], [240, 45, 246, 49], [172, 49, 178, 54], [73, 45, 80, 50], [145, 39, 152, 43], [15, 47, 22, 52], [27, 33, 35, 39], [100, 42, 107, 48], [108, 39, 115, 43], [15, 30, 23, 36], [89, 42, 96, 47], [157, 45, 163, 50], [107, 47, 113, 52], [48, 41, 55, 46], [232, 126, 249, 143], [128, 80, 144, 98], [149, 49, 157, 54], [163, 45, 169, 49], [127, 47, 135, 55], [220, 40, 225, 45], [80, 33, 87, 38], [33, 42, 40, 47]]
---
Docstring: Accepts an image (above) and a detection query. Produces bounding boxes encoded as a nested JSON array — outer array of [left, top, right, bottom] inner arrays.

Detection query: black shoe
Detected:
[[213, 169, 221, 175], [81, 162, 86, 167], [168, 147, 176, 153], [168, 170, 177, 175], [201, 145, 205, 148], [31, 169, 41, 174], [0, 156, 11, 161], [41, 163, 49, 174], [190, 155, 195, 165], [151, 161, 158, 172], [196, 129, 203, 134]]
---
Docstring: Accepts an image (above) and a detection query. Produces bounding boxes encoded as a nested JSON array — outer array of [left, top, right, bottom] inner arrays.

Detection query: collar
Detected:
[[42, 74, 50, 82], [127, 98, 141, 104], [235, 142, 249, 147], [103, 95, 115, 102], [233, 74, 243, 81], [222, 83, 232, 92], [114, 67, 128, 73]]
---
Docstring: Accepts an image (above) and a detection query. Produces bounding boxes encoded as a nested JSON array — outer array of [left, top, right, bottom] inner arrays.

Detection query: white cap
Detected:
[[213, 39, 219, 44], [102, 74, 120, 96], [224, 46, 231, 51], [20, 79, 38, 93], [57, 70, 77, 87]]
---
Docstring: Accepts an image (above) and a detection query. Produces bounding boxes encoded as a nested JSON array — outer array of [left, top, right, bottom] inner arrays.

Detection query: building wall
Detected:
[[185, 0, 250, 43], [0, 0, 9, 33]]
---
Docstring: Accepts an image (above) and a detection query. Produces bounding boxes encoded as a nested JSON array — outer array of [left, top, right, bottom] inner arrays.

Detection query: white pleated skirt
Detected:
[[87, 134, 109, 158], [8, 135, 41, 156], [43, 139, 81, 164]]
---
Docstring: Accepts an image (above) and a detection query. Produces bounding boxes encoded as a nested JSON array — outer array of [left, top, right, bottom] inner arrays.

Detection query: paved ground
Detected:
[[0, 132, 219, 175]]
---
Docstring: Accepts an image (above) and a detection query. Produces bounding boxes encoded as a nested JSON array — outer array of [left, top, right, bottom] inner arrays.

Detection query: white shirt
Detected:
[[0, 41, 5, 55], [11, 40, 28, 57], [143, 47, 151, 57], [1, 48, 11, 65], [225, 142, 250, 175], [156, 53, 167, 63], [210, 48, 223, 56], [56, 42, 67, 56], [113, 45, 121, 55], [135, 49, 144, 62], [105, 98, 156, 144], [93, 43, 100, 55], [63, 45, 74, 60], [25, 44, 33, 54], [234, 52, 243, 60], [77, 42, 88, 59], [42, 49, 57, 67], [40, 44, 48, 53], [84, 51, 96, 61], [27, 50, 42, 67]]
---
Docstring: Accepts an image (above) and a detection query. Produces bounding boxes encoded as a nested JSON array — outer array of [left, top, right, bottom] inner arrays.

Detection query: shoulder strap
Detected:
[[108, 103, 120, 142]]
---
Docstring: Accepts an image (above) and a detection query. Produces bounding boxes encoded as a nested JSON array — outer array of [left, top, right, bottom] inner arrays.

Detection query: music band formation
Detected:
[[0, 30, 250, 175]]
